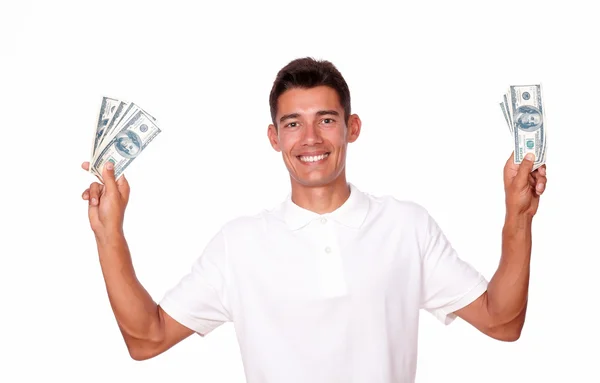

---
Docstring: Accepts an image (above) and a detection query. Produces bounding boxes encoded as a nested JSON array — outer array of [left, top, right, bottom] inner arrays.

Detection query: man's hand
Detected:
[[503, 152, 547, 218], [81, 161, 130, 240]]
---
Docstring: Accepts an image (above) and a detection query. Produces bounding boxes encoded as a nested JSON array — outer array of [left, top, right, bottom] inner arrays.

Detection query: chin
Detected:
[[295, 179, 331, 188], [291, 171, 342, 188], [285, 153, 344, 187]]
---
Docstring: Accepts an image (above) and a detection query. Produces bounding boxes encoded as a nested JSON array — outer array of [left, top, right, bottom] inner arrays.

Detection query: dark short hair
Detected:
[[269, 57, 351, 127]]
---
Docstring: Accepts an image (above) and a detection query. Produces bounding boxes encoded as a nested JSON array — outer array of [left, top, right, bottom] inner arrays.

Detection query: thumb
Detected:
[[102, 161, 118, 193], [516, 152, 535, 186]]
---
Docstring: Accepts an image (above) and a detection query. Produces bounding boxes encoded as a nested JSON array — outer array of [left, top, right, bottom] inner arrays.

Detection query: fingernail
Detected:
[[91, 198, 97, 205], [536, 183, 544, 192], [525, 153, 535, 161], [106, 162, 113, 170]]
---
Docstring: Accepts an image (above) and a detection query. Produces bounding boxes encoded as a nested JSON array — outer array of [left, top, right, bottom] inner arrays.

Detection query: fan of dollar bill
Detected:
[[499, 84, 546, 171], [90, 97, 161, 181]]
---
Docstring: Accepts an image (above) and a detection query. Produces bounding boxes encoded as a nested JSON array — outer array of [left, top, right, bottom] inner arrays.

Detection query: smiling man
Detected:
[[267, 77, 359, 213], [81, 57, 547, 383]]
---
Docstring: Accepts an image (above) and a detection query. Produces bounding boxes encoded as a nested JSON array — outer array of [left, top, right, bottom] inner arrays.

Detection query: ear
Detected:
[[267, 124, 281, 152], [346, 114, 361, 143]]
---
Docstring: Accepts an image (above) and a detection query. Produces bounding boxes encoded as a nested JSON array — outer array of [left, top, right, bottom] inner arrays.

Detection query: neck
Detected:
[[290, 174, 350, 214]]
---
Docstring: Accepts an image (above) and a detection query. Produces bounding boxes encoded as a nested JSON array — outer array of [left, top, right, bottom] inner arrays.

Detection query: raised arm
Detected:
[[454, 152, 547, 340], [81, 162, 193, 360]]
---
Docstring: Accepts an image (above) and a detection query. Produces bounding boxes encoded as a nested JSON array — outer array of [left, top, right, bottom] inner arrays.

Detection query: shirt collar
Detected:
[[280, 183, 369, 230]]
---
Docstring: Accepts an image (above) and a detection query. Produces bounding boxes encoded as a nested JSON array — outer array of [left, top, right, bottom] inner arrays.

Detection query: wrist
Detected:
[[95, 228, 126, 248], [504, 212, 532, 233]]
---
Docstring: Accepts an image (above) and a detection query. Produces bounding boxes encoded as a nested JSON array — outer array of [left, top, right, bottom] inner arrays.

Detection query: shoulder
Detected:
[[356, 188, 441, 247], [364, 189, 431, 224], [217, 204, 283, 241], [219, 212, 264, 235]]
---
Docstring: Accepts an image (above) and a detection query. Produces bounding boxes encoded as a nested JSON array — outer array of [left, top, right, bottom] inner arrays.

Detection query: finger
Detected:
[[89, 183, 101, 206], [532, 169, 546, 182], [533, 174, 547, 195], [515, 153, 536, 187], [101, 161, 118, 194], [538, 164, 546, 177], [116, 173, 130, 200], [529, 174, 535, 188], [536, 183, 545, 195], [82, 188, 90, 200]]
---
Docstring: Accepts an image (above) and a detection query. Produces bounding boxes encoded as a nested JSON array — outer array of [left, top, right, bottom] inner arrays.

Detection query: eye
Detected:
[[322, 118, 335, 124], [285, 121, 298, 128]]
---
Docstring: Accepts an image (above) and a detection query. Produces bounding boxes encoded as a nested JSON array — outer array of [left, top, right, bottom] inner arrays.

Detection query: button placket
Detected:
[[314, 218, 346, 297], [320, 216, 333, 254]]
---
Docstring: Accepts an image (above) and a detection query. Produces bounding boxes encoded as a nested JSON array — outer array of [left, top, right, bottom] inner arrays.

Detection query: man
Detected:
[[81, 57, 547, 382]]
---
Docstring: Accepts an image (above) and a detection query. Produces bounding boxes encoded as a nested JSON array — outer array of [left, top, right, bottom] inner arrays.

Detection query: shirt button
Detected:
[[321, 217, 327, 224], [324, 246, 332, 253]]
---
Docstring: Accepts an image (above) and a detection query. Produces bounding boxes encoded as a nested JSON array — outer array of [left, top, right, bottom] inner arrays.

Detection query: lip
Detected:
[[296, 152, 330, 165], [296, 151, 330, 156]]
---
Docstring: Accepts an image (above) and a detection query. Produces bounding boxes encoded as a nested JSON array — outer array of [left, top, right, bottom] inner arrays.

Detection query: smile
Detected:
[[298, 152, 330, 163]]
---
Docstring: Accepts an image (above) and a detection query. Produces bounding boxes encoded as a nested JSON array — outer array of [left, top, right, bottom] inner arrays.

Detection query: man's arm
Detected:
[[97, 233, 194, 360], [454, 153, 547, 341], [82, 161, 194, 360], [454, 214, 532, 341]]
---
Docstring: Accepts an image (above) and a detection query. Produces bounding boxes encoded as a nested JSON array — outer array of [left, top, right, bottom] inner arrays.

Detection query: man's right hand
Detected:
[[81, 161, 130, 241]]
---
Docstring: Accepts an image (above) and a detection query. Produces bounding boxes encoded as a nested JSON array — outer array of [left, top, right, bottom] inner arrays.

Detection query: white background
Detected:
[[1, 0, 598, 381]]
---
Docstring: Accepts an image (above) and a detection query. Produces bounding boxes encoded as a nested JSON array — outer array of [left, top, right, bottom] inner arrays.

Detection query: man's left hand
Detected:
[[504, 152, 547, 218]]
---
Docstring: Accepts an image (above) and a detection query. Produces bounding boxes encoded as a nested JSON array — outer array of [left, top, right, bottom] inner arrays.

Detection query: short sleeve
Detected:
[[420, 212, 488, 325], [158, 229, 231, 336]]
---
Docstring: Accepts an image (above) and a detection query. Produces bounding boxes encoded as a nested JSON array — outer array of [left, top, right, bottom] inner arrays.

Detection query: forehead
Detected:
[[276, 86, 342, 116]]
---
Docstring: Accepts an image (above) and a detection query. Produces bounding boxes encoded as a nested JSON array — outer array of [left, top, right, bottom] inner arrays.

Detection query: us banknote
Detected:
[[92, 97, 121, 159], [499, 85, 546, 171], [90, 97, 161, 180]]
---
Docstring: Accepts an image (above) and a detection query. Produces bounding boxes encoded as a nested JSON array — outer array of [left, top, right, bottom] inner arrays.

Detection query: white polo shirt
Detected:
[[159, 183, 488, 383]]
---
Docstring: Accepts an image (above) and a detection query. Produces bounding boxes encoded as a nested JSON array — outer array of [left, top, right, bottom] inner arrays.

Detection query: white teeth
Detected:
[[299, 153, 329, 162]]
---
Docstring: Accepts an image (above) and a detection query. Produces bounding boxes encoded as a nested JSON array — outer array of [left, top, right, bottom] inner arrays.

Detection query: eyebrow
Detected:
[[279, 110, 340, 123], [316, 110, 339, 117], [279, 113, 300, 123]]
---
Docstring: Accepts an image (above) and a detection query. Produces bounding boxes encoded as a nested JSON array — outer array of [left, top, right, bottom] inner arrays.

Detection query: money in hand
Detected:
[[499, 85, 546, 171], [90, 97, 161, 181]]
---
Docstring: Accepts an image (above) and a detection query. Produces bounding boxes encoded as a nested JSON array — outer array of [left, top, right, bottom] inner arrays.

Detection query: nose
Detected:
[[301, 122, 323, 145]]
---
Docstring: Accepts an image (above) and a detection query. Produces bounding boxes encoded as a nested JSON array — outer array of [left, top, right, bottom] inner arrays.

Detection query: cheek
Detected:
[[278, 136, 296, 156], [327, 132, 347, 150]]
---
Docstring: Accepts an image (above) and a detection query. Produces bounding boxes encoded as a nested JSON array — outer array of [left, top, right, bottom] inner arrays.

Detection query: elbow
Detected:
[[487, 319, 524, 342], [123, 333, 162, 361], [129, 351, 147, 361], [128, 344, 148, 361], [130, 352, 152, 362], [126, 342, 159, 361], [485, 301, 527, 342], [125, 340, 149, 361], [493, 327, 522, 342], [121, 316, 167, 361]]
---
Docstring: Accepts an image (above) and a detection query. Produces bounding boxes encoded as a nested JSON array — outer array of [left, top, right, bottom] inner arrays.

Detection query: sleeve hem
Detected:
[[433, 276, 489, 325], [158, 297, 223, 337]]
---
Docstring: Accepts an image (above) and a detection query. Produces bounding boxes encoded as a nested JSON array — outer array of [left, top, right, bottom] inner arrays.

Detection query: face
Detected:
[[267, 85, 361, 188]]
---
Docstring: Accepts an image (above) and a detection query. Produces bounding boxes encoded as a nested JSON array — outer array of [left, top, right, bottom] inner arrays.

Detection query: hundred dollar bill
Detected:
[[509, 84, 545, 170], [503, 93, 513, 134], [499, 101, 512, 134], [96, 102, 159, 156], [92, 97, 121, 159], [92, 109, 161, 180], [94, 100, 130, 157], [113, 101, 157, 128]]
